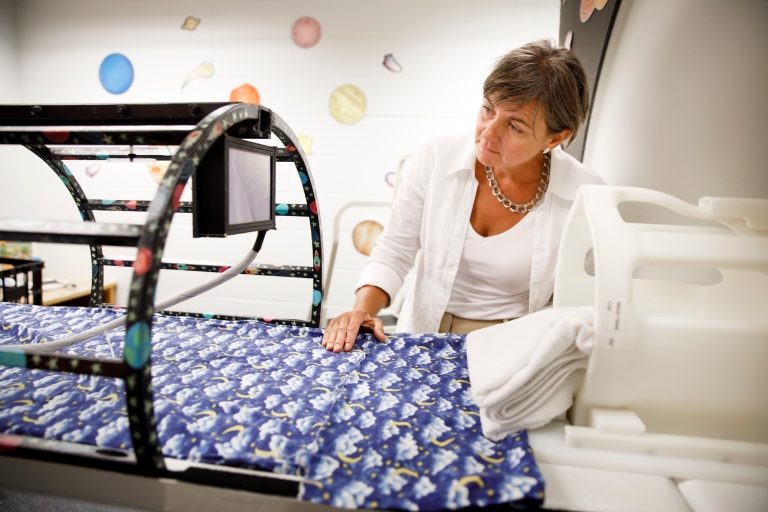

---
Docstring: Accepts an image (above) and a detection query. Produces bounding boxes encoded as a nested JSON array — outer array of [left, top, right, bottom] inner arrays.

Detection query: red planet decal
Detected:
[[134, 248, 153, 276], [309, 201, 318, 214], [125, 200, 137, 210], [44, 131, 69, 143]]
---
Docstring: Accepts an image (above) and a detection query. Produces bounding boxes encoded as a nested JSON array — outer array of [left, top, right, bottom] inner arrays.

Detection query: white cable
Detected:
[[22, 248, 259, 354]]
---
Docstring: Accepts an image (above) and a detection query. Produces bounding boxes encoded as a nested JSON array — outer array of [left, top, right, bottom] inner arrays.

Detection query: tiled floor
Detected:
[[0, 491, 148, 512]]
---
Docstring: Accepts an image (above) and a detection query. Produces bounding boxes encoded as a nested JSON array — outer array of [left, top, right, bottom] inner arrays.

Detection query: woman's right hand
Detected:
[[322, 309, 386, 352]]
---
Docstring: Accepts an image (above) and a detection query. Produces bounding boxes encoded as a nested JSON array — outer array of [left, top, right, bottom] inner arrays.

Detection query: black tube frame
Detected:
[[0, 102, 323, 478]]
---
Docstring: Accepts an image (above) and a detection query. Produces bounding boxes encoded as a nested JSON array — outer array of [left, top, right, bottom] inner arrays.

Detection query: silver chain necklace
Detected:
[[484, 152, 551, 214]]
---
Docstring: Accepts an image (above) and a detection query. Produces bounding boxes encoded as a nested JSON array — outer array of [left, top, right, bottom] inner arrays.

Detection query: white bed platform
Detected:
[[3, 421, 767, 512]]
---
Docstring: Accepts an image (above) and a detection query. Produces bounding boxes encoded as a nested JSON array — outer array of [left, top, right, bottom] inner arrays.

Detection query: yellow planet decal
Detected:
[[298, 133, 313, 154], [329, 85, 367, 124], [181, 16, 200, 30]]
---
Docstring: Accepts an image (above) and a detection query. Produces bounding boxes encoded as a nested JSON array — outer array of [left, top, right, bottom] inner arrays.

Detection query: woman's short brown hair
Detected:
[[483, 39, 590, 147]]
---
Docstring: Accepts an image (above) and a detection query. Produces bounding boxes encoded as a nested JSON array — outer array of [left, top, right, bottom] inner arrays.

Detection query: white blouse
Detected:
[[356, 133, 605, 333], [446, 209, 535, 320]]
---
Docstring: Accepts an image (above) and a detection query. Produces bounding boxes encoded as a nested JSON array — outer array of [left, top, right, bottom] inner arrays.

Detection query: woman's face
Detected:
[[474, 95, 566, 171]]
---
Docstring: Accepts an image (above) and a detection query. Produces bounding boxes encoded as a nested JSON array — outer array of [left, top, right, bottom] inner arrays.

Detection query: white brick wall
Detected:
[[0, 0, 559, 322]]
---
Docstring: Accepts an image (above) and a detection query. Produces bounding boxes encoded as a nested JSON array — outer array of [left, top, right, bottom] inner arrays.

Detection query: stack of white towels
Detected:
[[466, 306, 595, 441]]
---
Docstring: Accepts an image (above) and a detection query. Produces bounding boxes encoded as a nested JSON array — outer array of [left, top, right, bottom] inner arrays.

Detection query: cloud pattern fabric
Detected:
[[0, 303, 544, 510]]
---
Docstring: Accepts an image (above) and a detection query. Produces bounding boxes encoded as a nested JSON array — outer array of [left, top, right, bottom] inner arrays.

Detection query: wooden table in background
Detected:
[[43, 280, 117, 307]]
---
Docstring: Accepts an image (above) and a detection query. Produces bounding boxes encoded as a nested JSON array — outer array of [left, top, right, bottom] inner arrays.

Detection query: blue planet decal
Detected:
[[124, 321, 151, 369], [275, 203, 289, 215], [99, 53, 134, 94], [203, 312, 215, 319], [312, 289, 322, 306], [101, 199, 116, 205], [299, 172, 308, 185], [63, 165, 73, 176]]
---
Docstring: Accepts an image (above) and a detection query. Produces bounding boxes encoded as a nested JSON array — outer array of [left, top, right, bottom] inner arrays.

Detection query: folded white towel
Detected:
[[466, 306, 595, 440]]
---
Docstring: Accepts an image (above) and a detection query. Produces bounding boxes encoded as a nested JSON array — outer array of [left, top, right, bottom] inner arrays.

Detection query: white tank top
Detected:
[[446, 211, 535, 320]]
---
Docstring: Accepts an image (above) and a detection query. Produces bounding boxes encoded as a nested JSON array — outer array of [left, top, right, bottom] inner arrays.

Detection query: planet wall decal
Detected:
[[182, 62, 214, 91], [99, 53, 134, 94], [382, 53, 403, 73], [580, 0, 596, 21], [230, 83, 260, 104], [181, 16, 200, 30], [329, 85, 367, 124], [352, 220, 384, 256], [292, 16, 321, 48], [580, 0, 608, 22], [85, 163, 101, 177], [298, 133, 314, 154], [147, 162, 169, 184]]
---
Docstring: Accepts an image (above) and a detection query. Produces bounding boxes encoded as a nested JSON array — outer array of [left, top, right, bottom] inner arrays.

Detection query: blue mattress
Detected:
[[0, 303, 544, 510]]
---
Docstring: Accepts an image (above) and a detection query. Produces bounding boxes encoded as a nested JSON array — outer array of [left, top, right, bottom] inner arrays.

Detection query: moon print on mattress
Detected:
[[0, 302, 544, 510]]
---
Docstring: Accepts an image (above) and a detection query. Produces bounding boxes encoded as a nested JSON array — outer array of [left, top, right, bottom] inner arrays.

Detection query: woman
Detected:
[[323, 39, 604, 352]]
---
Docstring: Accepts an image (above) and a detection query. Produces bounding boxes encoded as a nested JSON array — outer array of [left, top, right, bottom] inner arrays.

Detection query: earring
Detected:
[[543, 147, 550, 154]]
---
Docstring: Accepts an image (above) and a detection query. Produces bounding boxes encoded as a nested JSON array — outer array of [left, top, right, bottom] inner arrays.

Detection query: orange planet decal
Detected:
[[580, 0, 597, 22], [352, 221, 384, 256], [230, 84, 260, 104], [147, 162, 170, 184], [596, 0, 609, 8]]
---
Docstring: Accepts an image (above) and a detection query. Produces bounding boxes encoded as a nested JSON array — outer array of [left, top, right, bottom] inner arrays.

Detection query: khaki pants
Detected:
[[438, 312, 517, 335]]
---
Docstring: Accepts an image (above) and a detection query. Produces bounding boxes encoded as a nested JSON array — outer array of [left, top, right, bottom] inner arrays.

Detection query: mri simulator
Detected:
[[0, 1, 766, 511]]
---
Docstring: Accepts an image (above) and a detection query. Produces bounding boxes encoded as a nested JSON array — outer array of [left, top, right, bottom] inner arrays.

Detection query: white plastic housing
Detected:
[[554, 186, 768, 443]]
